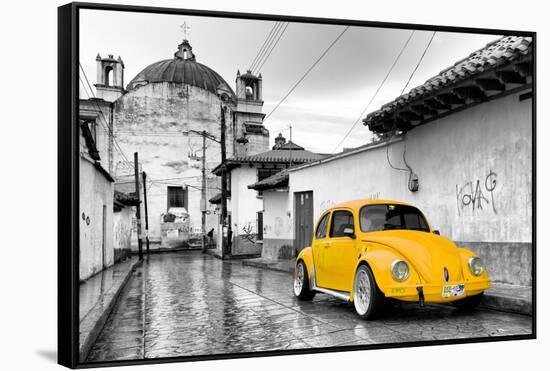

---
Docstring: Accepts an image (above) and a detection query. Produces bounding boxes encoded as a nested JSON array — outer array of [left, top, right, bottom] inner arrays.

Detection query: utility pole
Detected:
[[289, 123, 293, 168], [220, 105, 229, 259], [142, 171, 150, 255], [201, 131, 207, 253], [134, 152, 143, 260]]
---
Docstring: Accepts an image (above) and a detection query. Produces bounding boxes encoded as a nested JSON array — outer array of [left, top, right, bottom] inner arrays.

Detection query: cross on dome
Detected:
[[180, 22, 191, 40]]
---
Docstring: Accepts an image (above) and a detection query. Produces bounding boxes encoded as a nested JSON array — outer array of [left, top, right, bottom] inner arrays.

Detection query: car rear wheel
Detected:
[[452, 293, 483, 311], [294, 261, 316, 301], [353, 265, 386, 319]]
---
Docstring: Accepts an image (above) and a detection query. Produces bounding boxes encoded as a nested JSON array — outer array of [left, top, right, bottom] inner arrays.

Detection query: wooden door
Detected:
[[294, 191, 314, 254]]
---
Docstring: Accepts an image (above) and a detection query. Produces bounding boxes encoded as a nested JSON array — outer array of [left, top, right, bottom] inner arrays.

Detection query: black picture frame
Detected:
[[58, 2, 536, 368]]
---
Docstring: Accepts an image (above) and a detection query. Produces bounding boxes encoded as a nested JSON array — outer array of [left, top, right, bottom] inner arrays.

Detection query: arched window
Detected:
[[104, 66, 113, 86], [245, 85, 254, 98]]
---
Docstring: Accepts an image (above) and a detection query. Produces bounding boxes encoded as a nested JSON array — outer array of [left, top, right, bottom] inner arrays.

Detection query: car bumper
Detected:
[[384, 279, 492, 303]]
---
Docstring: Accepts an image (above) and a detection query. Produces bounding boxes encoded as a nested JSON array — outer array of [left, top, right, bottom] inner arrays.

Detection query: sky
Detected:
[[80, 9, 500, 154]]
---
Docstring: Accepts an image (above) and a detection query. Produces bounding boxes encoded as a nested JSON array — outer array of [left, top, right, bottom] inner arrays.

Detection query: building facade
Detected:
[[78, 100, 115, 281], [221, 135, 326, 256], [87, 39, 269, 250], [254, 36, 533, 287]]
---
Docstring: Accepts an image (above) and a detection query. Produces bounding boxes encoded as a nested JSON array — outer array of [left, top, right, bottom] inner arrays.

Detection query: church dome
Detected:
[[127, 40, 234, 96]]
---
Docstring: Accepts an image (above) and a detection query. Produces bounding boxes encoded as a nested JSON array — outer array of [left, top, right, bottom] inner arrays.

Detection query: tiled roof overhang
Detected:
[[209, 193, 221, 204], [364, 36, 533, 134], [211, 150, 326, 175], [247, 169, 289, 191]]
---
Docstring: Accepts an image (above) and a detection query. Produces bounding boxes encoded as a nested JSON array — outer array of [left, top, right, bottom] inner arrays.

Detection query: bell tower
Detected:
[[233, 70, 269, 157], [236, 70, 262, 101], [95, 54, 125, 102]]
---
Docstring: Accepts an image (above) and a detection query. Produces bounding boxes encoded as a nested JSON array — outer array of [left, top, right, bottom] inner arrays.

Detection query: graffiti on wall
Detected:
[[263, 214, 292, 238], [241, 221, 256, 244], [456, 170, 498, 216], [366, 192, 380, 200], [320, 200, 335, 213]]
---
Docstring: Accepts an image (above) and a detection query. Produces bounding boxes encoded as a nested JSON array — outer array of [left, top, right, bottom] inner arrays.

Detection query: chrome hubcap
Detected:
[[294, 263, 304, 296], [355, 269, 371, 315]]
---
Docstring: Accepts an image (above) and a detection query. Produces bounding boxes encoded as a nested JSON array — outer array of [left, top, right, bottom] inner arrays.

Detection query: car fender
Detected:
[[352, 243, 412, 298], [457, 247, 491, 282], [295, 246, 314, 279]]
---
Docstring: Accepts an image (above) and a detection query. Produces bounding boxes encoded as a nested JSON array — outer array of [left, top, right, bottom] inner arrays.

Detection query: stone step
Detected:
[[481, 283, 532, 315]]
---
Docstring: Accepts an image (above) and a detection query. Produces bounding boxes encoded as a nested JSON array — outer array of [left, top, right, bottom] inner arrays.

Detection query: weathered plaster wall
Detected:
[[229, 166, 263, 255], [261, 190, 294, 259], [285, 91, 532, 284], [113, 206, 133, 262], [79, 157, 114, 281], [113, 83, 233, 246]]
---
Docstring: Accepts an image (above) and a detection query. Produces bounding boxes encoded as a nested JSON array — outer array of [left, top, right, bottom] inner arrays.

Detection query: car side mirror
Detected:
[[433, 230, 440, 235], [343, 228, 356, 239]]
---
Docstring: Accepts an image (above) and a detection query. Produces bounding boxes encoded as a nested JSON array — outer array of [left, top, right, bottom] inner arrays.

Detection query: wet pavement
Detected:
[[86, 251, 532, 362]]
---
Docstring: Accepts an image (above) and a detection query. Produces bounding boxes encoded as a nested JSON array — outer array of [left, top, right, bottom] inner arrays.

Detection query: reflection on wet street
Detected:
[[87, 251, 532, 362]]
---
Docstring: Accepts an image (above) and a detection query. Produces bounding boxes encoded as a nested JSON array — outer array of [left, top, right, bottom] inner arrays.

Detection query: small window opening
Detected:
[[104, 66, 113, 86]]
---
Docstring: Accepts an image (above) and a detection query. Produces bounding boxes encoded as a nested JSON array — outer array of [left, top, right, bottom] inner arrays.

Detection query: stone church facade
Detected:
[[90, 38, 269, 250]]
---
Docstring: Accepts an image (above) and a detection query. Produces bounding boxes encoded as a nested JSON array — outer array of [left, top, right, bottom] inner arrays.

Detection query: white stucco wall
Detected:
[[230, 167, 263, 235], [263, 190, 293, 240], [287, 91, 532, 244], [79, 157, 114, 281]]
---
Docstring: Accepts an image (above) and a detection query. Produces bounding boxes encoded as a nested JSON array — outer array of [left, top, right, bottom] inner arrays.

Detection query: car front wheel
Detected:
[[353, 265, 386, 319], [294, 260, 316, 300]]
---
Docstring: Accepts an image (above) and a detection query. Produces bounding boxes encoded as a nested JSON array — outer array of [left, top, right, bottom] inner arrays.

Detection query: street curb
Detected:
[[206, 249, 262, 260], [480, 290, 532, 315], [78, 259, 142, 363], [241, 259, 294, 274]]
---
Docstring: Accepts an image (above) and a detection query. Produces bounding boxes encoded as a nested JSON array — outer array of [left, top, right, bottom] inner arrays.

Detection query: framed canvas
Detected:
[[58, 2, 536, 368]]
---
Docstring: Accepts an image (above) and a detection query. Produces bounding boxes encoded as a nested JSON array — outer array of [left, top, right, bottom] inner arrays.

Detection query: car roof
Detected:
[[331, 199, 413, 210]]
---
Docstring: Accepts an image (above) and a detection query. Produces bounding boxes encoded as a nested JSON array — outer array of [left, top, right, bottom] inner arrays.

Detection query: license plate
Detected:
[[442, 284, 465, 298]]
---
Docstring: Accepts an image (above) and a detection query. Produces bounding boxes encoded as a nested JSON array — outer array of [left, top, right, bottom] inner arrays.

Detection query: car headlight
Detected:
[[468, 256, 484, 276], [391, 260, 410, 281]]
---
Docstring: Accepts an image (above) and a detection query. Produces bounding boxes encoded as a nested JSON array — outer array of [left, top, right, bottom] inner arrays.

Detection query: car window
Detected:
[[315, 213, 330, 239], [359, 204, 429, 232], [329, 210, 354, 238]]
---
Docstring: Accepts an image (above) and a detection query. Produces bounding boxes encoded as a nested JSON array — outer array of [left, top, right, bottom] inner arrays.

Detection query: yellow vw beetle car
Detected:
[[293, 200, 491, 319]]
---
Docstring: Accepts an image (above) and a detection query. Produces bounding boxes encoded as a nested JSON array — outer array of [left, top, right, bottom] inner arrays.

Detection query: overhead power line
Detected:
[[236, 21, 289, 100], [264, 25, 350, 122], [249, 22, 283, 72], [399, 31, 437, 96], [330, 30, 416, 154], [253, 22, 289, 75]]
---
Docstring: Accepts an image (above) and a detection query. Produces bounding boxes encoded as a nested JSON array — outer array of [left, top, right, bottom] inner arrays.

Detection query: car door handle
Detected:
[[324, 244, 329, 248]]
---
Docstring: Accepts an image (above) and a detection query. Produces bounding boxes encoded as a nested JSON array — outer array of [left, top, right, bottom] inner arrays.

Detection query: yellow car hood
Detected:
[[364, 230, 464, 283]]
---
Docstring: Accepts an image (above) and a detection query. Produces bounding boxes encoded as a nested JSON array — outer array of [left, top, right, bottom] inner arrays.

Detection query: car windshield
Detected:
[[359, 204, 430, 233]]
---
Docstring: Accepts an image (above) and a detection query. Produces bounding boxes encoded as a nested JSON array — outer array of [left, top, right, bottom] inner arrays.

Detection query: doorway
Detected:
[[294, 191, 314, 255]]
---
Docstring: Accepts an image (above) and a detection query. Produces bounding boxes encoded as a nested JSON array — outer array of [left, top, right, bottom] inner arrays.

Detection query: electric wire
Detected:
[[249, 22, 283, 72], [330, 30, 416, 154], [79, 64, 135, 171], [253, 22, 290, 75], [264, 25, 350, 122]]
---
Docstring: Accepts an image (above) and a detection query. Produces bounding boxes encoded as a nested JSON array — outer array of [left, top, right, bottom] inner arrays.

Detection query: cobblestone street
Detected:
[[87, 251, 532, 362]]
